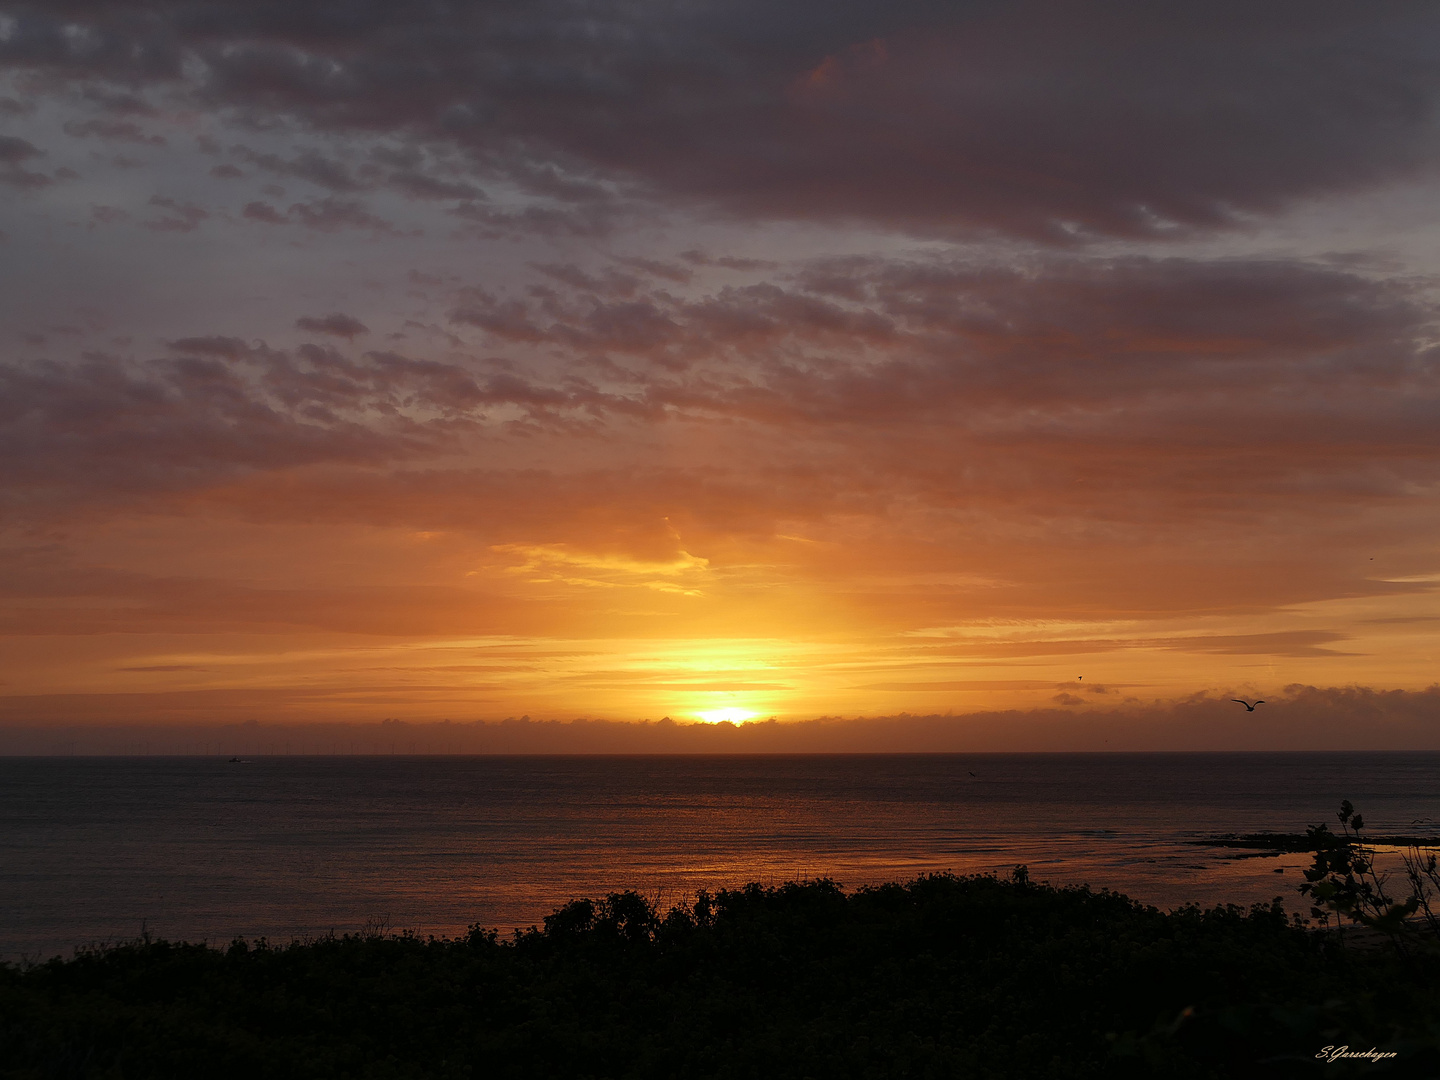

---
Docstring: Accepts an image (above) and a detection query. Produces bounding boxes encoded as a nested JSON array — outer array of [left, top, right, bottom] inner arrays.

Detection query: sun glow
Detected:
[[696, 707, 759, 725]]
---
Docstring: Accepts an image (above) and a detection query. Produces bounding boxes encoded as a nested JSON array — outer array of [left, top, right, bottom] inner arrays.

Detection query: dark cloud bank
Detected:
[[4, 0, 1438, 518], [4, 0, 1440, 237], [3, 686, 1438, 754]]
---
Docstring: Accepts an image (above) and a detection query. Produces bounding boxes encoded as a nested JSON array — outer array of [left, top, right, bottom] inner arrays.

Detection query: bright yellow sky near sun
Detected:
[[4, 502, 1436, 727]]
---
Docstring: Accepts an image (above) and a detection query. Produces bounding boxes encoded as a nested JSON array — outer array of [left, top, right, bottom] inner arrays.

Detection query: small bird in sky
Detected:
[[1232, 699, 1264, 711]]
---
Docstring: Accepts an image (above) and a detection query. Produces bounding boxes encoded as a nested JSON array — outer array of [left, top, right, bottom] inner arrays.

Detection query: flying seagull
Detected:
[[1232, 699, 1264, 711]]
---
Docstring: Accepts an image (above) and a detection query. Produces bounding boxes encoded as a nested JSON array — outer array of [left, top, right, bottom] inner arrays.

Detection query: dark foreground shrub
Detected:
[[2, 874, 1437, 1079]]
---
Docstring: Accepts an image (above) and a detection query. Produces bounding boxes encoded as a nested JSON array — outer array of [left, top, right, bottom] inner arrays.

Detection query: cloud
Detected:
[[1151, 631, 1356, 658], [0, 132, 51, 187], [231, 145, 363, 191], [388, 170, 484, 201], [296, 313, 368, 339], [88, 204, 129, 227], [4, 1, 1440, 238], [5, 250, 1434, 550], [165, 335, 250, 358], [492, 535, 710, 595], [0, 349, 452, 509], [432, 253, 1435, 464], [613, 255, 693, 285], [61, 117, 164, 144], [0, 134, 42, 163], [447, 198, 625, 240], [145, 194, 208, 231], [235, 195, 397, 231], [2, 686, 1439, 749], [681, 250, 777, 272], [241, 199, 285, 223], [288, 196, 396, 233], [80, 85, 155, 116]]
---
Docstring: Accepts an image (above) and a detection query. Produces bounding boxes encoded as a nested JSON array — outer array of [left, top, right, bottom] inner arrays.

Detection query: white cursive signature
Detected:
[[1316, 1046, 1398, 1063]]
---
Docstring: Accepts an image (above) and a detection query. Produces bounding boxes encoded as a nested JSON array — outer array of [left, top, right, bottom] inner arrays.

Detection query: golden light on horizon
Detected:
[[695, 707, 760, 725]]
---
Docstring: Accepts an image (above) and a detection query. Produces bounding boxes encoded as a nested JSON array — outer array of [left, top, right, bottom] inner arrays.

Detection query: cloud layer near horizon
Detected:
[[5, 686, 1439, 754], [2, 1, 1439, 739]]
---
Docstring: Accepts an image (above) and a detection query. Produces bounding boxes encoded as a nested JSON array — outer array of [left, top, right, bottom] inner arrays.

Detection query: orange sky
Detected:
[[2, 1, 1439, 743]]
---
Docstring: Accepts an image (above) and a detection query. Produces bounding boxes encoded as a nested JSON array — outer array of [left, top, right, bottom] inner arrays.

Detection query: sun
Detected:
[[696, 707, 758, 725]]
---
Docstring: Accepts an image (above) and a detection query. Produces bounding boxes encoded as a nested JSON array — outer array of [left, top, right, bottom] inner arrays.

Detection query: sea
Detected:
[[3, 752, 1440, 961]]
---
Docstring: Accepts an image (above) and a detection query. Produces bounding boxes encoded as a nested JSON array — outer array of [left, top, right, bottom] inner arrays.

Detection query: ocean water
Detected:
[[3, 752, 1439, 961]]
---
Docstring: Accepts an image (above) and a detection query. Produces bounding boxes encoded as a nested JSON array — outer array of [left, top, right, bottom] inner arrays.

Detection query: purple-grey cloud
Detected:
[[296, 313, 368, 339], [241, 199, 285, 223], [288, 196, 395, 233], [0, 132, 51, 187], [231, 145, 364, 191], [62, 117, 165, 144], [3, 253, 1435, 527], [89, 204, 129, 227], [145, 194, 208, 231], [0, 134, 41, 162], [3, 1, 1439, 238]]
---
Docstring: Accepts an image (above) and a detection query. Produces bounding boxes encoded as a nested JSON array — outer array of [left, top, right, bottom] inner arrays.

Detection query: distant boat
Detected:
[[228, 756, 245, 763]]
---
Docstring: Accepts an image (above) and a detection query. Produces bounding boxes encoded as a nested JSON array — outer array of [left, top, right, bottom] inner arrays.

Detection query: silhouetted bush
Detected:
[[2, 873, 1437, 1078]]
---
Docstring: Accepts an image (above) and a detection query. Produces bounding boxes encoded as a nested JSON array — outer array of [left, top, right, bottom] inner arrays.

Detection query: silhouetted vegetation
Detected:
[[1289, 800, 1440, 964], [1195, 830, 1437, 855], [4, 865, 1440, 1079]]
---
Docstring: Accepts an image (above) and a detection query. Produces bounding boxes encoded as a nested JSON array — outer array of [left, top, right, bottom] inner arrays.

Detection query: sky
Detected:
[[2, 0, 1440, 744]]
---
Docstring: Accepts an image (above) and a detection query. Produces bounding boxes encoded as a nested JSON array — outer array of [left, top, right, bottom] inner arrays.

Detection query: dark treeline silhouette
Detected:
[[3, 870, 1439, 1078]]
